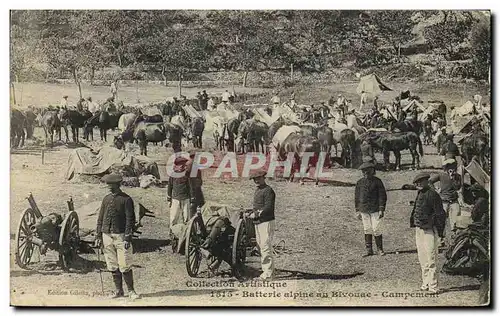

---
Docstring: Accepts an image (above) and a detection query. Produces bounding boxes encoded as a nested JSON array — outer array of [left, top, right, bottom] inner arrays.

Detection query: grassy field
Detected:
[[9, 80, 488, 306], [11, 79, 489, 109]]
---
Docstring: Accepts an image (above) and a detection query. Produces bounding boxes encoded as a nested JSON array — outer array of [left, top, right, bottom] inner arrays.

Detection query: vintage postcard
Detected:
[[10, 9, 491, 307]]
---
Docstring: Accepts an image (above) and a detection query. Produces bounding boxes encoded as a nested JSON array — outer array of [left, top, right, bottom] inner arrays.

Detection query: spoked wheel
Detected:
[[185, 215, 207, 277], [231, 218, 248, 277], [59, 211, 80, 271], [15, 208, 39, 269]]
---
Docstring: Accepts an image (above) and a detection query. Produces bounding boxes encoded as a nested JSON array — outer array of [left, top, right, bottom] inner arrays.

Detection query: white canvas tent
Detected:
[[356, 74, 392, 96]]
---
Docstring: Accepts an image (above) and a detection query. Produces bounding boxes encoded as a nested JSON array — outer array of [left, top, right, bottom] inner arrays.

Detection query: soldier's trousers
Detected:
[[102, 233, 132, 272], [415, 227, 439, 291], [170, 198, 190, 228], [361, 212, 383, 236], [255, 220, 275, 279]]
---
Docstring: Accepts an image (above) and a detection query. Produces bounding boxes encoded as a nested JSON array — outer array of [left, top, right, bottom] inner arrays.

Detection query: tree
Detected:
[[470, 19, 491, 80], [369, 11, 416, 58], [425, 11, 476, 60]]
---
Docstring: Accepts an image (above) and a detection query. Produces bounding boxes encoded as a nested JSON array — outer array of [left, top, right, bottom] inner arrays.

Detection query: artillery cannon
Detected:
[[15, 193, 79, 270], [14, 193, 155, 271]]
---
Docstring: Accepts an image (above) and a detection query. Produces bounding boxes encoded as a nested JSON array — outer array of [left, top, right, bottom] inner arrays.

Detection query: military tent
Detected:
[[356, 74, 392, 95]]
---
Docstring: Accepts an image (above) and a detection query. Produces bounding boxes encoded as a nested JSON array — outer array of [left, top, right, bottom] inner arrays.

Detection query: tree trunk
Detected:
[[290, 63, 294, 80], [90, 67, 95, 86], [161, 66, 167, 86], [11, 81, 16, 105], [73, 68, 83, 100], [242, 71, 248, 87], [136, 79, 139, 102], [178, 72, 182, 97]]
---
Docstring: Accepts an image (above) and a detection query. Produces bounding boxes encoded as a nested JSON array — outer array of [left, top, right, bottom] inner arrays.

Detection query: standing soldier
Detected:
[[95, 174, 139, 300], [360, 90, 367, 112], [110, 80, 118, 102], [60, 95, 69, 108], [410, 172, 446, 294], [249, 170, 276, 280], [355, 161, 387, 257], [167, 157, 192, 232], [201, 90, 209, 110], [429, 159, 462, 245]]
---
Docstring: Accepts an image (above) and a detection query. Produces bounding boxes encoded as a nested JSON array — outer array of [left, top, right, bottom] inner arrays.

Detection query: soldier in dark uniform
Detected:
[[201, 90, 209, 110], [354, 161, 388, 257], [95, 174, 139, 300]]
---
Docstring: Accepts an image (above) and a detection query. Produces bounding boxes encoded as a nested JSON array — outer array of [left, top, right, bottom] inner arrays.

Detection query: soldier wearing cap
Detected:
[[354, 161, 388, 257], [167, 156, 196, 231], [249, 169, 276, 280], [95, 173, 139, 300], [60, 95, 69, 108], [429, 159, 462, 244], [410, 172, 446, 294]]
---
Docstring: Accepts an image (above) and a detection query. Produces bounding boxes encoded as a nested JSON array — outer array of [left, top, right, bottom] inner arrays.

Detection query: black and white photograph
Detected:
[[8, 8, 491, 307]]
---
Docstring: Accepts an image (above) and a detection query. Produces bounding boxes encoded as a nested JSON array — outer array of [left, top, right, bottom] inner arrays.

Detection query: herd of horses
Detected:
[[10, 99, 490, 180]]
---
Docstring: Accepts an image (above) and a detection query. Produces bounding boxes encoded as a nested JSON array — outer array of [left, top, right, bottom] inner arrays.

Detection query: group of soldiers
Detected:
[[95, 147, 277, 300]]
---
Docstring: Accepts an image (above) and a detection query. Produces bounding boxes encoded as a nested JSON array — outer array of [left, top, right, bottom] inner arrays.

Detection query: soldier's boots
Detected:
[[375, 235, 385, 256], [362, 234, 374, 257], [123, 270, 140, 300], [110, 270, 124, 299]]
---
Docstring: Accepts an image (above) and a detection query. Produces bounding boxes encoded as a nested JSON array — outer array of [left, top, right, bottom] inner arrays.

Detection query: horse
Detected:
[[279, 133, 321, 185], [118, 113, 138, 132], [59, 107, 92, 143], [364, 131, 423, 170], [461, 132, 489, 169], [246, 121, 269, 153], [317, 124, 334, 168], [10, 109, 26, 148], [40, 110, 66, 146], [334, 129, 357, 168], [84, 110, 122, 141], [115, 121, 167, 156]]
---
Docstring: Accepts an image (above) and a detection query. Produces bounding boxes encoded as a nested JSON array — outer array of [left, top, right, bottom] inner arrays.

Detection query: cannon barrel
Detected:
[[26, 193, 43, 218]]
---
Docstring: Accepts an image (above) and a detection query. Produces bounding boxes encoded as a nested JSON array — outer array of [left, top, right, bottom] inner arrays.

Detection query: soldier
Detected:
[[410, 172, 446, 294], [429, 159, 462, 245], [167, 157, 193, 230], [110, 80, 118, 102], [355, 161, 388, 257], [249, 169, 276, 280], [60, 95, 69, 107], [95, 174, 139, 300]]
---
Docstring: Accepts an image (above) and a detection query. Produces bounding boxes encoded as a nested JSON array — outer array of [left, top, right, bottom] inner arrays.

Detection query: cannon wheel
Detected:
[[185, 215, 206, 277], [231, 218, 247, 277], [15, 208, 39, 269], [59, 211, 80, 271]]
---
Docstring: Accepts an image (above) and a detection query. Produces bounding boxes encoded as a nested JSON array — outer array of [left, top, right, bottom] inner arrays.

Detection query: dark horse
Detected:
[[59, 107, 92, 143], [460, 132, 489, 169], [363, 131, 424, 170], [84, 110, 123, 141], [11, 109, 26, 148]]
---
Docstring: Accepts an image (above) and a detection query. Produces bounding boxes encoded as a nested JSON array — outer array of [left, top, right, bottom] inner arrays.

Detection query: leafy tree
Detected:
[[469, 19, 491, 80], [425, 11, 476, 60]]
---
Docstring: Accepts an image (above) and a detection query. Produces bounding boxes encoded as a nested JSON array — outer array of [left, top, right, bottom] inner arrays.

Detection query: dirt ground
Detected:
[[10, 82, 486, 306]]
